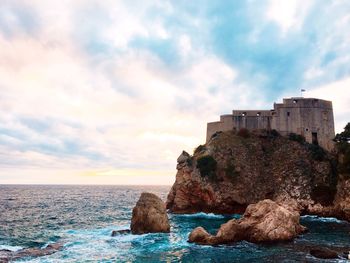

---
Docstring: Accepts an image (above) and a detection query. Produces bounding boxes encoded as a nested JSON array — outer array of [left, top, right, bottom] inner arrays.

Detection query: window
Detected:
[[305, 128, 309, 132], [256, 112, 261, 116], [241, 112, 246, 117], [293, 99, 298, 104], [287, 112, 290, 117]]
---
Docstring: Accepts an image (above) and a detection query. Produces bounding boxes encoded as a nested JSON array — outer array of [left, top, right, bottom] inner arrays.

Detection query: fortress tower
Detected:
[[206, 98, 335, 151]]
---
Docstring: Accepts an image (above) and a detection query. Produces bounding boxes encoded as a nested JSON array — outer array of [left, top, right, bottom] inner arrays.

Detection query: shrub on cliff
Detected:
[[334, 122, 350, 175], [307, 144, 327, 161], [237, 128, 250, 138], [288, 133, 305, 144], [196, 155, 217, 178]]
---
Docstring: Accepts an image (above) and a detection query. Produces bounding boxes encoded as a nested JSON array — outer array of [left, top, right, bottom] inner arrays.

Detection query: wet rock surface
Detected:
[[111, 229, 131, 236], [189, 199, 306, 245], [0, 242, 63, 262], [310, 248, 339, 259], [131, 192, 170, 234]]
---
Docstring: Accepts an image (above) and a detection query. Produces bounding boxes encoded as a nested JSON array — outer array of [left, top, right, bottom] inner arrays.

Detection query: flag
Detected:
[[301, 89, 306, 92]]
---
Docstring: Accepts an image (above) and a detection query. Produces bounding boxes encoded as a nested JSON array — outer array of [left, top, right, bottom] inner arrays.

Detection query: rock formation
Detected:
[[111, 229, 131, 236], [131, 192, 170, 234], [0, 242, 63, 262], [167, 130, 350, 220], [310, 248, 339, 259], [188, 199, 306, 245]]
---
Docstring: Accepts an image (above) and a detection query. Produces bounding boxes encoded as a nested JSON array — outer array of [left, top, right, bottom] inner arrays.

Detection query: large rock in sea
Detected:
[[166, 130, 344, 218], [188, 199, 306, 245], [131, 192, 170, 234]]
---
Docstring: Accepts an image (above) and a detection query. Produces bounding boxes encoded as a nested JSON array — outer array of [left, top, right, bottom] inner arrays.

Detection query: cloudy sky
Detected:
[[0, 0, 349, 185]]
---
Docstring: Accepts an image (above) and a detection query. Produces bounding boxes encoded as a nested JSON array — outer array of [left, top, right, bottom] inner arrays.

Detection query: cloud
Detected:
[[0, 0, 349, 184], [266, 0, 314, 34]]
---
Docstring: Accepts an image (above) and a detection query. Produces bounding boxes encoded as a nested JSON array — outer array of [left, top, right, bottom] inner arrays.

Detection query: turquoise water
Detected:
[[1, 185, 350, 262]]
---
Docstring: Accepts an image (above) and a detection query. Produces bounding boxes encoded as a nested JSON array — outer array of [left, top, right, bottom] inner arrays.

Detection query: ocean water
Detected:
[[1, 185, 350, 262]]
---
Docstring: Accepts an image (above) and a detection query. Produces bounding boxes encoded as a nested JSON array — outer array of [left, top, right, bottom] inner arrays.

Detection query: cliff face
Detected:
[[166, 130, 350, 220]]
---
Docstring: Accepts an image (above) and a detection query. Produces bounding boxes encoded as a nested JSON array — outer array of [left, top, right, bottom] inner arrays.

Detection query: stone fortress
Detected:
[[207, 97, 335, 151]]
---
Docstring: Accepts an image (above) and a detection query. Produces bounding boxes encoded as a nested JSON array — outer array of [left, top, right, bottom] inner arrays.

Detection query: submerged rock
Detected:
[[0, 242, 63, 262], [111, 229, 131, 236], [310, 248, 339, 259], [188, 199, 306, 245], [131, 192, 170, 234]]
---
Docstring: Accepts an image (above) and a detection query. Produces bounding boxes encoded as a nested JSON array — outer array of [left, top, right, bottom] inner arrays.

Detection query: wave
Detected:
[[173, 212, 237, 219], [0, 245, 23, 251], [301, 215, 345, 223]]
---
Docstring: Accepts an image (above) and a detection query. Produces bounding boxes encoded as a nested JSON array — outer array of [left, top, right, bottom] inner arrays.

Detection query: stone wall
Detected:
[[206, 98, 335, 151]]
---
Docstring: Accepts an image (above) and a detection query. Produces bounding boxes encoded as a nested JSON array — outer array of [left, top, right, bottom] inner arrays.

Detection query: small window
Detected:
[[287, 112, 290, 117], [305, 128, 309, 132]]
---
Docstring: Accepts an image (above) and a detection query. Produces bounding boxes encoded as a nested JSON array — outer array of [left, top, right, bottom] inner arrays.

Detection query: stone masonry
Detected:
[[206, 98, 335, 151]]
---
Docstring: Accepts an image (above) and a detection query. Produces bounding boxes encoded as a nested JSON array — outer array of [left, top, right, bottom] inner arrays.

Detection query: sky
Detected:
[[0, 0, 349, 185]]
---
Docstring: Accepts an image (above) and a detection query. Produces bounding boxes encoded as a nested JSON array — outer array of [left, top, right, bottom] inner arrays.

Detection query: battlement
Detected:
[[206, 97, 335, 151]]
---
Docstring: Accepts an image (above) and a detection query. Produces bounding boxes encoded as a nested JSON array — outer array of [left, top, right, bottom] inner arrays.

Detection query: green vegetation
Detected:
[[237, 128, 250, 138], [307, 144, 327, 161], [196, 155, 217, 178], [334, 123, 350, 175], [269, 129, 280, 138], [288, 133, 305, 144]]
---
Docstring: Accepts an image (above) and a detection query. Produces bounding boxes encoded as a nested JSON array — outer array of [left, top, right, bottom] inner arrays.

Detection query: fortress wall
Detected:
[[206, 116, 234, 142], [206, 98, 335, 151], [274, 98, 335, 151], [231, 110, 272, 131]]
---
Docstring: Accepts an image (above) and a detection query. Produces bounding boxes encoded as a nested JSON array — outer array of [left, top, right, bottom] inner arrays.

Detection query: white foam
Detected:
[[302, 215, 345, 223], [0, 245, 23, 251], [174, 212, 227, 219]]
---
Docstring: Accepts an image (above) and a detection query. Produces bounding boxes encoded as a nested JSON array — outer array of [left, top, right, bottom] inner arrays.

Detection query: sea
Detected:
[[1, 185, 350, 263]]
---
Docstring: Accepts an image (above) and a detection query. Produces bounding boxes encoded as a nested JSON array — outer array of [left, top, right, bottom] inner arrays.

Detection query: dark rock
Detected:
[[131, 192, 170, 234], [177, 151, 190, 164], [310, 248, 339, 259], [111, 229, 131, 236]]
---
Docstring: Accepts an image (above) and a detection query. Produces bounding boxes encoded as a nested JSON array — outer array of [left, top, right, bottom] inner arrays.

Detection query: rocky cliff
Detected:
[[166, 130, 350, 221]]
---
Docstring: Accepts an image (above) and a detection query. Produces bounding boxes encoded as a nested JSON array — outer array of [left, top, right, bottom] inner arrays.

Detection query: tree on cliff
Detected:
[[334, 122, 350, 175]]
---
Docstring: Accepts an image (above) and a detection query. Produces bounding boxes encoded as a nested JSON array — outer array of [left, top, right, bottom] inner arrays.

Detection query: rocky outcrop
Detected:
[[310, 248, 339, 259], [131, 192, 170, 234], [111, 229, 131, 236], [0, 243, 63, 262], [167, 131, 345, 218], [188, 199, 306, 245]]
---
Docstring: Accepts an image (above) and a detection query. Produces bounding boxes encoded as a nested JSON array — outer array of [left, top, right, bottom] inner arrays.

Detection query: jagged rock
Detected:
[[188, 227, 213, 245], [310, 248, 339, 259], [111, 229, 131, 236], [167, 131, 343, 219], [0, 242, 63, 262], [188, 199, 306, 245], [177, 151, 190, 164], [131, 192, 170, 234]]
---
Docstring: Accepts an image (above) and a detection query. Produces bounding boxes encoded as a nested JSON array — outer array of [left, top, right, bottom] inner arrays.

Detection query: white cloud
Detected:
[[266, 0, 314, 34], [306, 77, 350, 133]]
